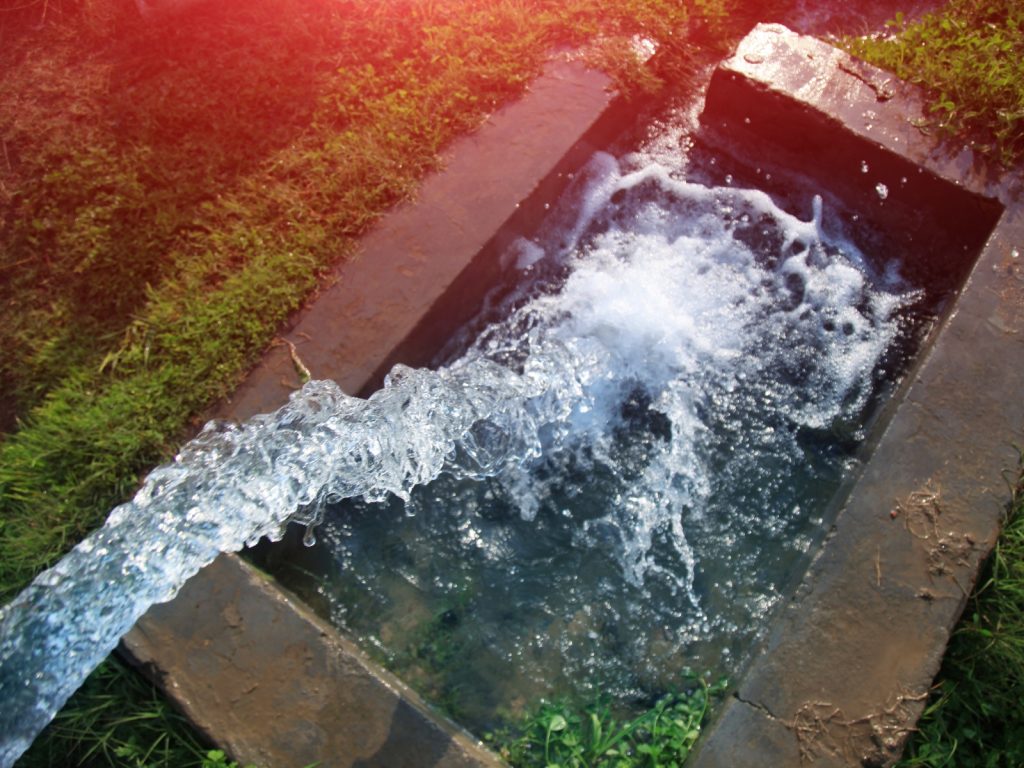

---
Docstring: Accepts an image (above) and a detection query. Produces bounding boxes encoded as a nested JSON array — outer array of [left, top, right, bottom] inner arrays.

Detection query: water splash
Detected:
[[302, 156, 921, 721], [0, 155, 918, 765]]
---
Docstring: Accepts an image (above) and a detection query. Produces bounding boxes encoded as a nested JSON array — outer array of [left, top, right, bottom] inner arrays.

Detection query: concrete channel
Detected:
[[122, 25, 1023, 768]]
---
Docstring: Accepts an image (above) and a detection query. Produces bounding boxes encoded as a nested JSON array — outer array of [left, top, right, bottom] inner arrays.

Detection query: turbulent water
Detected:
[[0, 140, 918, 764], [270, 148, 923, 727]]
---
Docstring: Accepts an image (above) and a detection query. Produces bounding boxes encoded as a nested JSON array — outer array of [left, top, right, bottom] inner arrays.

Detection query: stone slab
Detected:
[[123, 55, 628, 767], [699, 23, 1002, 292], [702, 20, 1004, 192], [690, 25, 1023, 768]]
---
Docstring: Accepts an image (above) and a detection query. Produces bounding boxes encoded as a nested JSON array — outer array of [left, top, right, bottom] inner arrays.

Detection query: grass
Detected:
[[895, 459, 1024, 767], [15, 656, 251, 768], [0, 0, 539, 600], [839, 0, 1024, 168]]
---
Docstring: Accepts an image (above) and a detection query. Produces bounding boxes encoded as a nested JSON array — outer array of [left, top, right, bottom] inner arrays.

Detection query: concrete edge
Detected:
[[209, 54, 624, 421], [122, 554, 505, 768]]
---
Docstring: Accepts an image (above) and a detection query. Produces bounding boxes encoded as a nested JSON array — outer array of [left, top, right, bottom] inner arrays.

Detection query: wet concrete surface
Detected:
[[125, 555, 504, 768]]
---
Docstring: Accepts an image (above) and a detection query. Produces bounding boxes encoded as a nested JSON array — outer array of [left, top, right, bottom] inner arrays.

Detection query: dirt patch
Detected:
[[791, 689, 930, 767], [893, 483, 977, 592]]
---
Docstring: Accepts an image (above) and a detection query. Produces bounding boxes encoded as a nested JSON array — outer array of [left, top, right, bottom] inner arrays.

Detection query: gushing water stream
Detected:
[[0, 141, 919, 764]]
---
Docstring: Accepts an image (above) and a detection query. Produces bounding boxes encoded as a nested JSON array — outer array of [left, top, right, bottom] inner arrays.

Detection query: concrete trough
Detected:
[[688, 24, 1021, 768], [121, 25, 1023, 768]]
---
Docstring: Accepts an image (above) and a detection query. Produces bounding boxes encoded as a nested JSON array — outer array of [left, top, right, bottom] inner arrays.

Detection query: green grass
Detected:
[[15, 657, 251, 768], [840, 0, 1024, 167], [0, 0, 543, 524], [895, 460, 1024, 767]]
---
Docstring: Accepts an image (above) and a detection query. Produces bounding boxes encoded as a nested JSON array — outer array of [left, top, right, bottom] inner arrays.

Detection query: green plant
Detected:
[[200, 750, 257, 768], [494, 678, 728, 768], [840, 0, 1024, 167]]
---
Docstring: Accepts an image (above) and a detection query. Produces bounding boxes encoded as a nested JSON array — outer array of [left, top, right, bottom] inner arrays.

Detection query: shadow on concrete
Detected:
[[351, 699, 453, 768]]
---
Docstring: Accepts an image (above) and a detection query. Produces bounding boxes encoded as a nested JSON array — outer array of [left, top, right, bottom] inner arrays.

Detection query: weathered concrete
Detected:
[[123, 55, 628, 768], [689, 25, 1022, 768], [698, 23, 1002, 292], [125, 555, 504, 768]]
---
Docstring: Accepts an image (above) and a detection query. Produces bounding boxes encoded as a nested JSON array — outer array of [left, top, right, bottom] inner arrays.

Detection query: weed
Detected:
[[200, 751, 255, 768], [839, 0, 1024, 168], [492, 678, 728, 768]]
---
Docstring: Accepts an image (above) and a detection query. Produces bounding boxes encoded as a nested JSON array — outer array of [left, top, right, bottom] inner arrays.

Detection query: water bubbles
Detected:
[[304, 159, 918, 726], [861, 160, 870, 173], [876, 183, 889, 200], [302, 525, 318, 547]]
